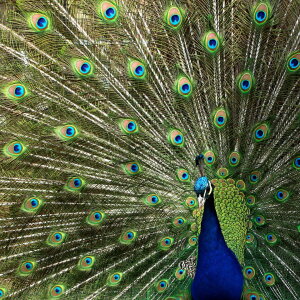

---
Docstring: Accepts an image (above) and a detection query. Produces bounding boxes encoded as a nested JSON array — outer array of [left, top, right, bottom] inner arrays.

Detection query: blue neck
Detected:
[[191, 194, 243, 300]]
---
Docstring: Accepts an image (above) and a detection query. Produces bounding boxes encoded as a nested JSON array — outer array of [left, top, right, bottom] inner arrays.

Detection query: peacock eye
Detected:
[[237, 71, 254, 93], [203, 31, 220, 53], [175, 76, 193, 98], [253, 3, 270, 26], [165, 7, 183, 29], [119, 230, 137, 244], [128, 60, 146, 79], [107, 272, 123, 286], [168, 129, 184, 146], [29, 13, 51, 32], [99, 1, 119, 23], [72, 59, 94, 77], [156, 279, 169, 292]]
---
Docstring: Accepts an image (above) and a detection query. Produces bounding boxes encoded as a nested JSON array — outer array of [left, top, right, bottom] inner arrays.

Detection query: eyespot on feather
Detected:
[[158, 237, 174, 250], [55, 125, 79, 141], [4, 83, 28, 101], [99, 1, 119, 23], [65, 176, 86, 192], [175, 76, 193, 98], [86, 210, 105, 226], [17, 260, 37, 276], [168, 129, 184, 147], [202, 31, 221, 53], [48, 284, 65, 298], [263, 272, 276, 286], [29, 13, 51, 32], [128, 60, 146, 79], [176, 169, 190, 182], [122, 162, 142, 175], [287, 52, 300, 72], [203, 151, 216, 166], [164, 7, 184, 29], [71, 59, 94, 77], [229, 152, 241, 167], [274, 189, 289, 203], [253, 2, 271, 26], [77, 255, 95, 271], [213, 108, 228, 129], [243, 266, 256, 280], [175, 268, 186, 280], [107, 272, 123, 286], [21, 197, 44, 213], [46, 231, 67, 247], [119, 230, 137, 245], [237, 71, 255, 93], [155, 279, 169, 293], [3, 141, 27, 158], [144, 194, 162, 206], [119, 119, 139, 134], [253, 123, 270, 142]]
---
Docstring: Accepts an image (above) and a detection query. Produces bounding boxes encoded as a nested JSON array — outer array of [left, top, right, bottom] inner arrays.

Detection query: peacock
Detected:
[[0, 0, 299, 299]]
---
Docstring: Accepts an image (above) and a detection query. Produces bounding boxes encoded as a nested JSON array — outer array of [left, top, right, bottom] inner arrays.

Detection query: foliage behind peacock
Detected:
[[0, 0, 299, 299]]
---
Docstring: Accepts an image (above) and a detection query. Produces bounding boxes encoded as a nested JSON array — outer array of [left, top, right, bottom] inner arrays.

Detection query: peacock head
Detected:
[[194, 176, 210, 196], [194, 154, 213, 205]]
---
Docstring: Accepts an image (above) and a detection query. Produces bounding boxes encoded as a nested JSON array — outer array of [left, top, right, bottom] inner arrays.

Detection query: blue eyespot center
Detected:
[[208, 38, 217, 49], [178, 218, 183, 224], [266, 275, 272, 281], [250, 296, 257, 300], [207, 156, 213, 162], [30, 199, 38, 207], [94, 212, 101, 220], [251, 174, 258, 181], [85, 257, 92, 264], [127, 232, 134, 239], [55, 233, 62, 241], [267, 234, 273, 240], [66, 126, 75, 136], [174, 134, 183, 144], [13, 143, 22, 153], [73, 178, 82, 187], [151, 196, 158, 203], [241, 80, 250, 90], [134, 65, 144, 76], [80, 63, 91, 74], [230, 157, 237, 164], [165, 238, 171, 245], [217, 116, 224, 124], [14, 85, 25, 97], [180, 83, 191, 94], [256, 129, 264, 138], [247, 269, 252, 274], [289, 58, 299, 69], [25, 262, 33, 270], [131, 164, 139, 172], [127, 121, 136, 131], [105, 7, 116, 19], [295, 158, 300, 167], [256, 217, 261, 222], [114, 274, 120, 280], [189, 200, 195, 205], [170, 14, 180, 25], [179, 269, 184, 274], [277, 191, 284, 199], [160, 281, 166, 288], [37, 17, 48, 29], [246, 235, 251, 239], [54, 287, 62, 294], [256, 10, 266, 22], [182, 172, 188, 180], [0, 290, 3, 296]]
